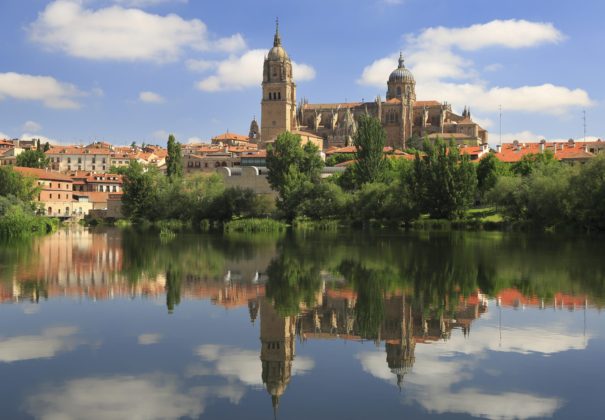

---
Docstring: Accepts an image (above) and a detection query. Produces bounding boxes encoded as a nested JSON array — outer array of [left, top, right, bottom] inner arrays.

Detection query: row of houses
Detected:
[[12, 167, 123, 218]]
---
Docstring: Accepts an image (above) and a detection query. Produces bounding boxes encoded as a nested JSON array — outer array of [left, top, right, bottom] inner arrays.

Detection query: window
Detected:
[[48, 207, 52, 214], [188, 161, 193, 167], [112, 186, 117, 192], [397, 86, 402, 96], [58, 194, 61, 199], [78, 158, 82, 163], [278, 92, 281, 100], [49, 182, 53, 188], [50, 194, 53, 199]]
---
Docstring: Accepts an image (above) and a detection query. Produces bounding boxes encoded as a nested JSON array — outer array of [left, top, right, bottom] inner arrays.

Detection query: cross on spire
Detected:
[[273, 17, 281, 47], [398, 51, 405, 68]]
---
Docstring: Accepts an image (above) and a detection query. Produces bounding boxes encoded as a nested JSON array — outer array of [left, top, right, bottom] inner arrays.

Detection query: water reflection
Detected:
[[1, 228, 604, 419]]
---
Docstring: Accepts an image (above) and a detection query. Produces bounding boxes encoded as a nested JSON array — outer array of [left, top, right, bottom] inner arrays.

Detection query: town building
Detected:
[[46, 146, 112, 173], [211, 132, 252, 147], [494, 139, 596, 164], [13, 167, 79, 216], [256, 23, 487, 149]]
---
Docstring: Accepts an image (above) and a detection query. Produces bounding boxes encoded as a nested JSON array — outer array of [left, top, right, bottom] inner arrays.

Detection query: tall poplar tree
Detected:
[[353, 115, 387, 186], [166, 134, 183, 180]]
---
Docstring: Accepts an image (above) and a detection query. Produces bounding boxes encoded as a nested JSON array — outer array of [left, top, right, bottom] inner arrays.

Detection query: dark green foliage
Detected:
[[325, 153, 355, 167], [0, 166, 39, 202], [16, 149, 49, 168], [166, 134, 183, 180], [353, 115, 388, 185], [570, 154, 605, 230], [476, 153, 506, 199], [210, 187, 264, 222], [511, 150, 557, 176], [266, 132, 324, 221], [412, 139, 477, 219]]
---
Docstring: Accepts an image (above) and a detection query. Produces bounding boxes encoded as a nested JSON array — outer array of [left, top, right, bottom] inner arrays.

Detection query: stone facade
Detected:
[[255, 25, 488, 149]]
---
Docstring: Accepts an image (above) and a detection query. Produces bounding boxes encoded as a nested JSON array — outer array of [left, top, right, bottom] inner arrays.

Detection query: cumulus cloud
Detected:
[[0, 326, 79, 363], [26, 374, 206, 420], [110, 0, 188, 7], [0, 72, 82, 109], [406, 19, 564, 51], [0, 131, 12, 140], [356, 316, 586, 419], [23, 120, 42, 132], [358, 20, 593, 115], [152, 129, 170, 141], [195, 49, 316, 92], [30, 1, 245, 62], [139, 91, 165, 103], [194, 344, 315, 386]]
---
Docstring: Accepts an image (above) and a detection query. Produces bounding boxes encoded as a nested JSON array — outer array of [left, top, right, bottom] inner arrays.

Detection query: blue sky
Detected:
[[0, 0, 603, 146]]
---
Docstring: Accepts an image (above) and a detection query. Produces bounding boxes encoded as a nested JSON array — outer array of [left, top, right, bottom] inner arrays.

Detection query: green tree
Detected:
[[43, 142, 50, 152], [266, 132, 324, 221], [166, 134, 183, 180], [412, 139, 477, 219], [570, 154, 605, 230], [16, 149, 49, 169], [0, 166, 39, 202], [353, 115, 387, 186], [511, 150, 557, 176], [121, 161, 160, 221], [476, 153, 503, 199]]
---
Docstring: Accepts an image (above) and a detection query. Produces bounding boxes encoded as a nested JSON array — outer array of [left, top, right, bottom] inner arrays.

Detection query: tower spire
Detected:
[[398, 51, 405, 68], [274, 17, 281, 47]]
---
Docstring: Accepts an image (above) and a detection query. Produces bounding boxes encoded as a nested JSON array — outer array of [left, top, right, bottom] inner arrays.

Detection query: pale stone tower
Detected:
[[260, 298, 296, 416], [260, 19, 297, 146], [387, 52, 416, 148]]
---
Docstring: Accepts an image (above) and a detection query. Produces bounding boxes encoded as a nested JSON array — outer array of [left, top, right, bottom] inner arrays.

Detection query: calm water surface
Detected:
[[1, 228, 604, 419]]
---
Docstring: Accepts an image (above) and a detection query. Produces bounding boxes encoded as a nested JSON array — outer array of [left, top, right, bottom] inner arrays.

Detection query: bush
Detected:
[[224, 218, 287, 233]]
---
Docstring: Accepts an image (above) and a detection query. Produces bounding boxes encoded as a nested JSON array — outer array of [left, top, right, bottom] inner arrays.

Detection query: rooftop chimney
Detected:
[[496, 144, 502, 153]]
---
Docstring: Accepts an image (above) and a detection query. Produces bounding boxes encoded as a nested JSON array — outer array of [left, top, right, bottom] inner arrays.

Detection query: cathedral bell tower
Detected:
[[260, 19, 297, 147]]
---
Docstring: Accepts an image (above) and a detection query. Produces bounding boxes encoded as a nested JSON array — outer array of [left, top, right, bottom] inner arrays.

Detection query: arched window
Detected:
[[214, 162, 220, 168], [221, 161, 227, 167], [277, 92, 281, 100], [397, 86, 402, 96], [48, 207, 52, 215]]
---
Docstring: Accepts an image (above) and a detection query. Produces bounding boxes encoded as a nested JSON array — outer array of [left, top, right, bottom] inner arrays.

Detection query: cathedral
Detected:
[[255, 22, 488, 149]]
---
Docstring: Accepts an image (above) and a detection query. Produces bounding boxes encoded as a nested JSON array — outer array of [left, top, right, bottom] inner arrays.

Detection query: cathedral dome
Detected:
[[389, 52, 414, 83], [267, 45, 289, 61], [267, 19, 289, 61]]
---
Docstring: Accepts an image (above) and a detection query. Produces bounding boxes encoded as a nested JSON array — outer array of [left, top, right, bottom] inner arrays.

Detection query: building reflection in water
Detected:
[[250, 286, 489, 411]]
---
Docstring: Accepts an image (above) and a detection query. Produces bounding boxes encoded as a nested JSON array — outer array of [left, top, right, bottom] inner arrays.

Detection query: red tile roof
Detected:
[[14, 167, 73, 182], [494, 141, 596, 163], [211, 132, 249, 142]]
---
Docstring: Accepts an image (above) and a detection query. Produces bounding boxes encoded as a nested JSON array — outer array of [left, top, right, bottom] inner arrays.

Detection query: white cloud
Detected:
[[407, 19, 564, 51], [110, 0, 188, 7], [500, 130, 545, 142], [139, 91, 165, 104], [0, 326, 78, 363], [194, 344, 315, 386], [26, 374, 205, 420], [0, 72, 82, 109], [484, 63, 503, 72], [23, 120, 42, 132], [214, 33, 247, 53], [196, 49, 316, 92], [152, 129, 170, 141], [30, 1, 243, 62], [357, 317, 586, 420], [358, 20, 593, 115], [138, 333, 161, 345], [0, 131, 12, 140]]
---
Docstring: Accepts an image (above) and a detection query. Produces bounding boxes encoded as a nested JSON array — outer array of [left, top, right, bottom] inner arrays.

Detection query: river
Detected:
[[1, 227, 604, 419]]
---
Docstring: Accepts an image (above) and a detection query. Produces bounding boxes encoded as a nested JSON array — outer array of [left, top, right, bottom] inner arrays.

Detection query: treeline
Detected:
[[121, 123, 605, 232], [0, 167, 57, 237], [121, 161, 273, 228], [486, 151, 605, 231]]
